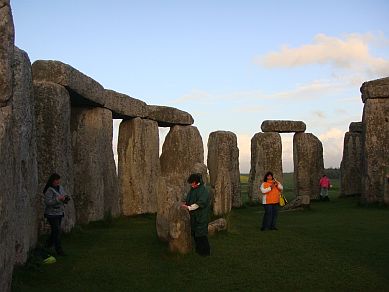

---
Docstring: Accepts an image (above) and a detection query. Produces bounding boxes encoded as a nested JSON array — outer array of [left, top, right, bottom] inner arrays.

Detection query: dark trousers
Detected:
[[261, 204, 278, 230], [46, 215, 63, 252], [194, 236, 210, 256]]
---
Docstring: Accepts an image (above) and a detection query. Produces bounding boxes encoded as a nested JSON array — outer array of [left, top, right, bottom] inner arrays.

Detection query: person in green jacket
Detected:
[[181, 173, 211, 256]]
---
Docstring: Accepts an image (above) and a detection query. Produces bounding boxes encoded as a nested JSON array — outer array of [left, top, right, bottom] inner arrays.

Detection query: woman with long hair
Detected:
[[43, 173, 70, 256], [260, 171, 283, 231]]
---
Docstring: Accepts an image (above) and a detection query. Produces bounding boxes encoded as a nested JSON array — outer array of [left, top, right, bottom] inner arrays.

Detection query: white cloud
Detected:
[[318, 128, 345, 168]]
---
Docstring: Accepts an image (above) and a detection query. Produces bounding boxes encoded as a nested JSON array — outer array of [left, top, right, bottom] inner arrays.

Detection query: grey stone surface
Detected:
[[361, 77, 389, 102], [104, 89, 148, 119], [282, 195, 310, 211], [261, 120, 306, 133], [118, 118, 159, 216], [0, 105, 15, 292], [32, 60, 105, 106], [12, 47, 38, 265], [147, 105, 194, 127], [71, 107, 119, 223], [248, 132, 283, 203], [361, 98, 389, 205], [349, 121, 363, 133], [293, 132, 324, 200], [208, 218, 227, 235], [0, 0, 14, 105], [168, 202, 192, 254], [34, 81, 76, 232], [207, 131, 241, 215], [340, 132, 362, 197], [157, 125, 204, 241]]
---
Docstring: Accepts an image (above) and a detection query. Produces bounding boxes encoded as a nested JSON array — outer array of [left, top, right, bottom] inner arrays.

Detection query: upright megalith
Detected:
[[13, 47, 38, 265], [293, 132, 324, 200], [118, 117, 159, 215], [0, 0, 14, 105], [207, 131, 241, 215], [71, 107, 119, 223], [248, 132, 282, 203], [34, 81, 76, 232], [340, 122, 363, 197], [261, 120, 306, 133], [360, 77, 389, 205], [157, 125, 204, 242]]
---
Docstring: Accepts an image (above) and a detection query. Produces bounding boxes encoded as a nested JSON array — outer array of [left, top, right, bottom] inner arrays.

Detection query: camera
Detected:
[[63, 195, 70, 204]]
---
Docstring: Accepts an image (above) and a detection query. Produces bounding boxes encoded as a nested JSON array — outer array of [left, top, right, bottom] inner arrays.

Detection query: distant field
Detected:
[[13, 174, 388, 292]]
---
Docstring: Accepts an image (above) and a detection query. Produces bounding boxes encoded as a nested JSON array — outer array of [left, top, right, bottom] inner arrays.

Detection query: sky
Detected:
[[12, 0, 389, 172]]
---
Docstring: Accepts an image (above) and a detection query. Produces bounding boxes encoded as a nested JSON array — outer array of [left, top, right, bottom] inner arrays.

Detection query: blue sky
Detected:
[[12, 0, 389, 172]]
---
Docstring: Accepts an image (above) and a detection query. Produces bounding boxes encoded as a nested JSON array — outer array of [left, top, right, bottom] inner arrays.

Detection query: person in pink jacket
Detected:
[[319, 174, 331, 201]]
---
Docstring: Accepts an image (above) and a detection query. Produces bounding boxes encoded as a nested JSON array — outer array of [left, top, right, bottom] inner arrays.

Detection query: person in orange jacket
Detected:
[[260, 171, 283, 231]]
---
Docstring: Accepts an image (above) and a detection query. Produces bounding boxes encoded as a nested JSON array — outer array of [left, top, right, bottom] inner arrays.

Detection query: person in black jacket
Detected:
[[181, 173, 211, 256]]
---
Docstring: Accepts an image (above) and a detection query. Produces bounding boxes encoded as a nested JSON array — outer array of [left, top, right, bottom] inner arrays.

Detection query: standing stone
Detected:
[[340, 126, 362, 197], [0, 106, 15, 292], [168, 202, 192, 254], [0, 0, 14, 105], [12, 47, 38, 265], [248, 132, 283, 203], [34, 81, 76, 232], [118, 118, 159, 216], [361, 97, 389, 204], [157, 125, 204, 242], [207, 131, 241, 215], [293, 132, 324, 200], [71, 107, 119, 223]]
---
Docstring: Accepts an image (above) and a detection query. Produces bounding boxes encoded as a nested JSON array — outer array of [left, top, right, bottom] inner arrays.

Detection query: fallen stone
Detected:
[[282, 195, 310, 211], [261, 120, 306, 133], [208, 218, 227, 235]]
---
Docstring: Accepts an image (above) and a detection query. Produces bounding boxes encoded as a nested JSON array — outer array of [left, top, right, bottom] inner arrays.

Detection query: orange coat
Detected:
[[260, 181, 283, 204]]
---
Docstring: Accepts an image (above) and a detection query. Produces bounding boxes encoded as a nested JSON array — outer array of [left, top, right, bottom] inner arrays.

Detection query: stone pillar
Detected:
[[0, 0, 15, 289], [293, 132, 324, 200], [360, 77, 389, 205], [71, 107, 119, 224], [248, 132, 282, 203], [207, 131, 241, 215], [34, 81, 76, 232], [340, 122, 362, 197], [12, 47, 38, 265], [156, 125, 204, 244], [118, 117, 159, 215]]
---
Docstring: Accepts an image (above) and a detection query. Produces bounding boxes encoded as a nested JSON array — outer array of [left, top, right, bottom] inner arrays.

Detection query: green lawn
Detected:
[[12, 177, 389, 292]]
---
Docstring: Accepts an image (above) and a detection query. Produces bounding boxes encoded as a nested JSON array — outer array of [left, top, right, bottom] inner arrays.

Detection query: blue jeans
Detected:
[[262, 204, 278, 230]]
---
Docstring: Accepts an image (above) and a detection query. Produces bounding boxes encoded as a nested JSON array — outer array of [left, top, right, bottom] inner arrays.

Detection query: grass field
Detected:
[[12, 175, 389, 291]]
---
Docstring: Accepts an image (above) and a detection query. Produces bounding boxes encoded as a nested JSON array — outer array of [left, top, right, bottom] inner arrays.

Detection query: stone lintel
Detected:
[[360, 76, 389, 103], [349, 122, 363, 133], [261, 120, 306, 133], [147, 105, 194, 127]]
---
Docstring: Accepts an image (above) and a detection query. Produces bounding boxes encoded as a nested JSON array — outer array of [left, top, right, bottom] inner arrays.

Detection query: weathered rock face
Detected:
[[282, 195, 310, 211], [168, 202, 192, 254], [261, 120, 306, 133], [248, 132, 282, 203], [208, 218, 227, 235], [12, 47, 38, 265], [293, 133, 324, 200], [34, 81, 76, 232], [361, 76, 389, 102], [157, 125, 204, 241], [340, 131, 362, 196], [0, 106, 15, 292], [361, 97, 389, 204], [0, 0, 14, 105], [118, 118, 159, 216], [104, 89, 148, 119], [32, 60, 105, 106], [207, 131, 241, 214], [147, 105, 194, 127], [71, 107, 119, 223]]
